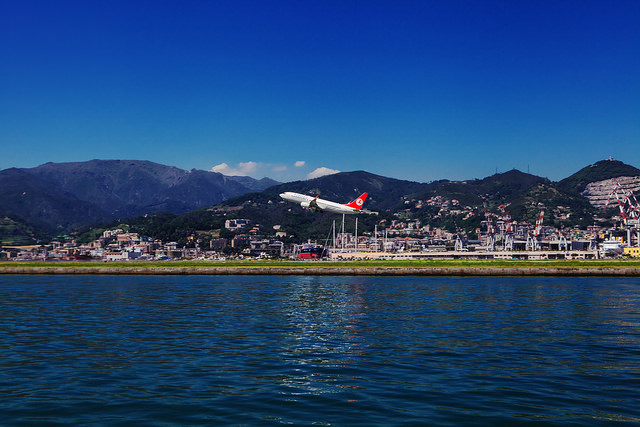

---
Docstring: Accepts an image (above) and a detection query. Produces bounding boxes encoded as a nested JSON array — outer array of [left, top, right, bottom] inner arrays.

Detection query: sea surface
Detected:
[[1, 275, 639, 426]]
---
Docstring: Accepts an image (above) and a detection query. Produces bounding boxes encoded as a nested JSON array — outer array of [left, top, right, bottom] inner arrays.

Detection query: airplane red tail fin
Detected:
[[345, 192, 368, 210]]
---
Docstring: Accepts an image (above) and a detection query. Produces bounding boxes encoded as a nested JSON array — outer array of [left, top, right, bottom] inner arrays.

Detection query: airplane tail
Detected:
[[345, 193, 368, 210]]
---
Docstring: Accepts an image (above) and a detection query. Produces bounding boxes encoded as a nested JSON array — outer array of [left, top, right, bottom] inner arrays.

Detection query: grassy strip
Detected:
[[2, 259, 640, 270]]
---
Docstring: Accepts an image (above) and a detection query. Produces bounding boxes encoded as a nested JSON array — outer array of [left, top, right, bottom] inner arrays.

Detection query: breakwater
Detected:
[[2, 266, 640, 276]]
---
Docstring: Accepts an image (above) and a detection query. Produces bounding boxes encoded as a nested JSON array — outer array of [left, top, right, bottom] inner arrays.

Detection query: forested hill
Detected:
[[201, 160, 635, 243], [227, 170, 432, 212], [558, 159, 640, 194], [105, 162, 639, 245], [0, 160, 278, 243], [3, 158, 640, 246]]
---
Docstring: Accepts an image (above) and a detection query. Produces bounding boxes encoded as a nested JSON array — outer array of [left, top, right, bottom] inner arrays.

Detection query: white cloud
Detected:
[[211, 161, 339, 181], [307, 167, 340, 179], [211, 161, 259, 176], [211, 163, 234, 175], [238, 161, 258, 174]]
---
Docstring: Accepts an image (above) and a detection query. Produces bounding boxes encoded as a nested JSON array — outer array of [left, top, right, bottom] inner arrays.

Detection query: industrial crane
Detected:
[[527, 206, 545, 251], [482, 197, 496, 251], [604, 181, 640, 246]]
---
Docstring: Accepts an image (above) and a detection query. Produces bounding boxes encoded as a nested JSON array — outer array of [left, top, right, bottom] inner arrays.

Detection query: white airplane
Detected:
[[279, 191, 369, 214]]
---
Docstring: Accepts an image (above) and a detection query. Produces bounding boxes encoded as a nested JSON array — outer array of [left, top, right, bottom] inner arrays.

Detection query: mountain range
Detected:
[[219, 158, 639, 219], [1, 158, 640, 245], [0, 160, 278, 243]]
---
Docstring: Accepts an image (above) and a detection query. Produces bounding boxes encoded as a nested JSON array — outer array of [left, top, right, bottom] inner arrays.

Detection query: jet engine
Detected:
[[300, 201, 311, 208]]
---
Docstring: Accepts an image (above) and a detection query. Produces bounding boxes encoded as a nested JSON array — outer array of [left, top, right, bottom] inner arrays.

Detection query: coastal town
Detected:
[[2, 207, 639, 261], [3, 159, 640, 262]]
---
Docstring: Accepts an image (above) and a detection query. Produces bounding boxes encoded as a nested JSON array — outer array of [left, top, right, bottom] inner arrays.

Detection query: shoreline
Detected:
[[2, 266, 640, 276]]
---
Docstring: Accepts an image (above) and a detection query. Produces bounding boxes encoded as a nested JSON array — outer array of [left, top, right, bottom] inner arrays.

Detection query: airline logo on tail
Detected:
[[345, 193, 368, 210]]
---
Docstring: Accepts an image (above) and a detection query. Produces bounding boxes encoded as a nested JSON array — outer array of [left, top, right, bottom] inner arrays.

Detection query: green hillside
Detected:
[[98, 170, 557, 245], [558, 159, 640, 194], [0, 213, 49, 246], [408, 169, 549, 208], [10, 159, 640, 246], [508, 182, 596, 228], [240, 170, 430, 212], [0, 160, 280, 237]]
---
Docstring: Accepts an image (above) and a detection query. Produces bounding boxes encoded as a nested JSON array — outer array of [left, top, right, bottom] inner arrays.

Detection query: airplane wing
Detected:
[[309, 195, 322, 211]]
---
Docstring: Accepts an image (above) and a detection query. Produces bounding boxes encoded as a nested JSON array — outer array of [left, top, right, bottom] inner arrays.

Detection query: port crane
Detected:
[[482, 199, 518, 251], [498, 204, 515, 251], [482, 197, 496, 251], [526, 206, 545, 251], [604, 181, 640, 246]]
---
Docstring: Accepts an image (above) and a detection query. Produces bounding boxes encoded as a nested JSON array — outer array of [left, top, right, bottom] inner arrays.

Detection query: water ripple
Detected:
[[1, 275, 639, 425]]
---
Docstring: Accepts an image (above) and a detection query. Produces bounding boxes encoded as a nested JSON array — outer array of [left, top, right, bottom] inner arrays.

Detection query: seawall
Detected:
[[2, 266, 640, 276]]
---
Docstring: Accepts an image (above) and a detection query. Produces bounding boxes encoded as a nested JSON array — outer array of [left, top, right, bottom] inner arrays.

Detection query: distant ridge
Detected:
[[2, 158, 640, 244], [249, 170, 429, 212], [0, 167, 108, 232], [558, 159, 640, 194], [554, 159, 640, 210], [0, 160, 279, 236], [204, 159, 639, 242]]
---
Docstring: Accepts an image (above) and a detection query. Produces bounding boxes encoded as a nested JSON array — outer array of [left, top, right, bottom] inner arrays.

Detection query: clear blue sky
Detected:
[[2, 0, 639, 182]]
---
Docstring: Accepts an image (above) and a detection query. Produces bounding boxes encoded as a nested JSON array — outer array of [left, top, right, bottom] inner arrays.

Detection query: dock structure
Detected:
[[330, 250, 600, 261]]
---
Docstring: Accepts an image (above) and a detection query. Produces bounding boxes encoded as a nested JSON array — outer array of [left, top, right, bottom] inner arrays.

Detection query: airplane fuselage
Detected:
[[279, 191, 367, 214]]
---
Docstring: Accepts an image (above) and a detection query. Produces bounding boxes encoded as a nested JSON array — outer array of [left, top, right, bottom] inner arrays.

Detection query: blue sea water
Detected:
[[1, 275, 639, 426]]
